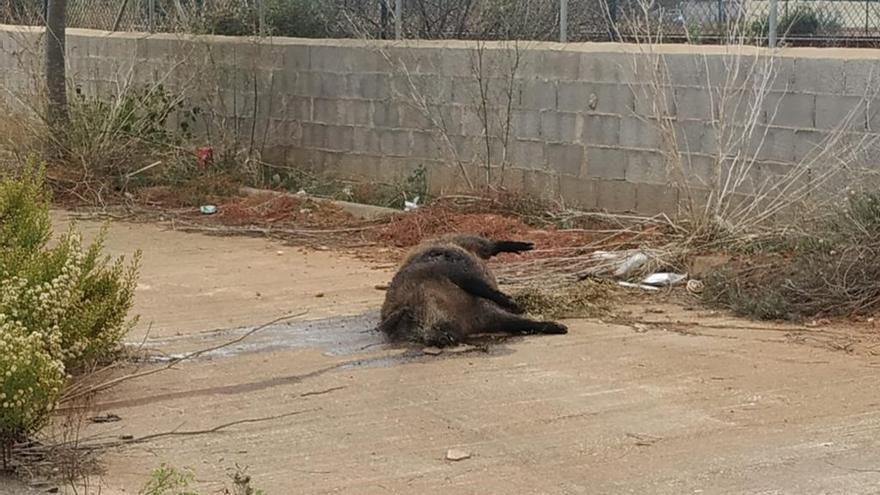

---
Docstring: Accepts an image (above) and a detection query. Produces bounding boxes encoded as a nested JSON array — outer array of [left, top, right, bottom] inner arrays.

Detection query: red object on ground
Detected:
[[196, 147, 214, 169]]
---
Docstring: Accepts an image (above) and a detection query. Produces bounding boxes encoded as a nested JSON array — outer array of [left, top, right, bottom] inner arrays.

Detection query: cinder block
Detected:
[[429, 105, 463, 135], [284, 96, 312, 121], [814, 95, 866, 131], [539, 50, 581, 81], [664, 53, 706, 87], [583, 115, 621, 146], [794, 58, 845, 94], [678, 153, 716, 189], [674, 87, 713, 120], [301, 122, 329, 148], [578, 52, 624, 84], [763, 92, 815, 128], [427, 165, 472, 195], [561, 81, 635, 115], [461, 107, 487, 137], [348, 73, 391, 99], [792, 129, 825, 164], [399, 105, 432, 130], [336, 153, 383, 179], [546, 143, 585, 176], [518, 80, 557, 110], [452, 136, 480, 162], [512, 110, 542, 140], [672, 120, 709, 154], [327, 125, 355, 152], [261, 145, 289, 164], [415, 75, 454, 102], [843, 59, 880, 95], [585, 147, 627, 180], [319, 73, 351, 98], [770, 57, 797, 92], [281, 44, 310, 71], [625, 149, 667, 184], [752, 126, 796, 163], [596, 180, 637, 212], [636, 183, 680, 215], [263, 118, 296, 146], [521, 170, 560, 200], [439, 48, 474, 76], [372, 101, 400, 128], [292, 72, 321, 96], [559, 177, 598, 209], [619, 118, 662, 150], [509, 139, 546, 169], [377, 156, 417, 180], [633, 84, 676, 119], [312, 98, 339, 124], [411, 130, 444, 160], [869, 102, 880, 132], [352, 127, 382, 154], [540, 111, 580, 143], [309, 45, 381, 73], [452, 77, 480, 105], [379, 129, 411, 157], [557, 82, 590, 112]]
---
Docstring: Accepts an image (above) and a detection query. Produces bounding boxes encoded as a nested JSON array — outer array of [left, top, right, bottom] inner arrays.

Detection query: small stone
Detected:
[[315, 293, 325, 298], [446, 449, 471, 461], [276, 251, 284, 255], [422, 347, 443, 356], [375, 284, 389, 291], [316, 245, 330, 251]]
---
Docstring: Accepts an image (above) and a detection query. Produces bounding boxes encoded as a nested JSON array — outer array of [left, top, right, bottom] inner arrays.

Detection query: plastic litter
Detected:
[[617, 281, 660, 291], [404, 196, 421, 211], [199, 205, 217, 215], [641, 272, 688, 287], [613, 252, 649, 278]]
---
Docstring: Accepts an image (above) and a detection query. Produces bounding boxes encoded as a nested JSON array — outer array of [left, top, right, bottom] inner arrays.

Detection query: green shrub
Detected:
[[0, 161, 51, 256], [749, 5, 841, 40], [139, 464, 267, 495], [265, 0, 338, 38], [60, 84, 195, 182], [139, 464, 199, 495], [0, 164, 141, 369], [0, 319, 64, 453], [1, 160, 140, 466]]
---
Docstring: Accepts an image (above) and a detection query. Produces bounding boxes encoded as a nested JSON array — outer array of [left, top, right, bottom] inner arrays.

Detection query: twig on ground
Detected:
[[59, 312, 309, 405]]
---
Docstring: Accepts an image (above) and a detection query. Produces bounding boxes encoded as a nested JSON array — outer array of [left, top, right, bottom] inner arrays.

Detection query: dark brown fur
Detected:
[[378, 235, 567, 347]]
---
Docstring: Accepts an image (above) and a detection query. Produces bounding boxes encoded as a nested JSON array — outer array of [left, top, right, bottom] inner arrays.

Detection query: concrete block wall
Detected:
[[2, 25, 880, 214]]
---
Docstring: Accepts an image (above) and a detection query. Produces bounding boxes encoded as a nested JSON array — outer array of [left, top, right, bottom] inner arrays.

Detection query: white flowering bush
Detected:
[[0, 160, 140, 466], [0, 318, 64, 445]]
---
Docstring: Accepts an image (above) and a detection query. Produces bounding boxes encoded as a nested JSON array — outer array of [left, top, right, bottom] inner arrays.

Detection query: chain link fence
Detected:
[[1, 0, 879, 45]]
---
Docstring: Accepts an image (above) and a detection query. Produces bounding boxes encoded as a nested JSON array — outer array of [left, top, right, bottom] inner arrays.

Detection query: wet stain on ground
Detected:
[[138, 311, 521, 363], [139, 311, 388, 358]]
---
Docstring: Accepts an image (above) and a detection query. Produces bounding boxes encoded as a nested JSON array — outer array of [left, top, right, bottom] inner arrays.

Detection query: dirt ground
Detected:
[[10, 211, 880, 494]]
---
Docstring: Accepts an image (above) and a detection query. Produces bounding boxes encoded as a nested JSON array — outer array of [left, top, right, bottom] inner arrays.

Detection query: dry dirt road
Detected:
[[10, 211, 880, 494]]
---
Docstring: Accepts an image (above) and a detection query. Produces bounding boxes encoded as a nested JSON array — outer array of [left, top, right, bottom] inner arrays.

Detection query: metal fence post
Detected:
[[257, 0, 266, 36], [560, 0, 569, 42], [768, 0, 778, 47], [148, 0, 155, 32], [395, 0, 402, 39]]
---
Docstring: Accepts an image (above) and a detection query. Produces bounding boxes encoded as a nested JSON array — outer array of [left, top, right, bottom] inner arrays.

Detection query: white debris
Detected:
[[641, 272, 688, 287], [446, 449, 471, 461]]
